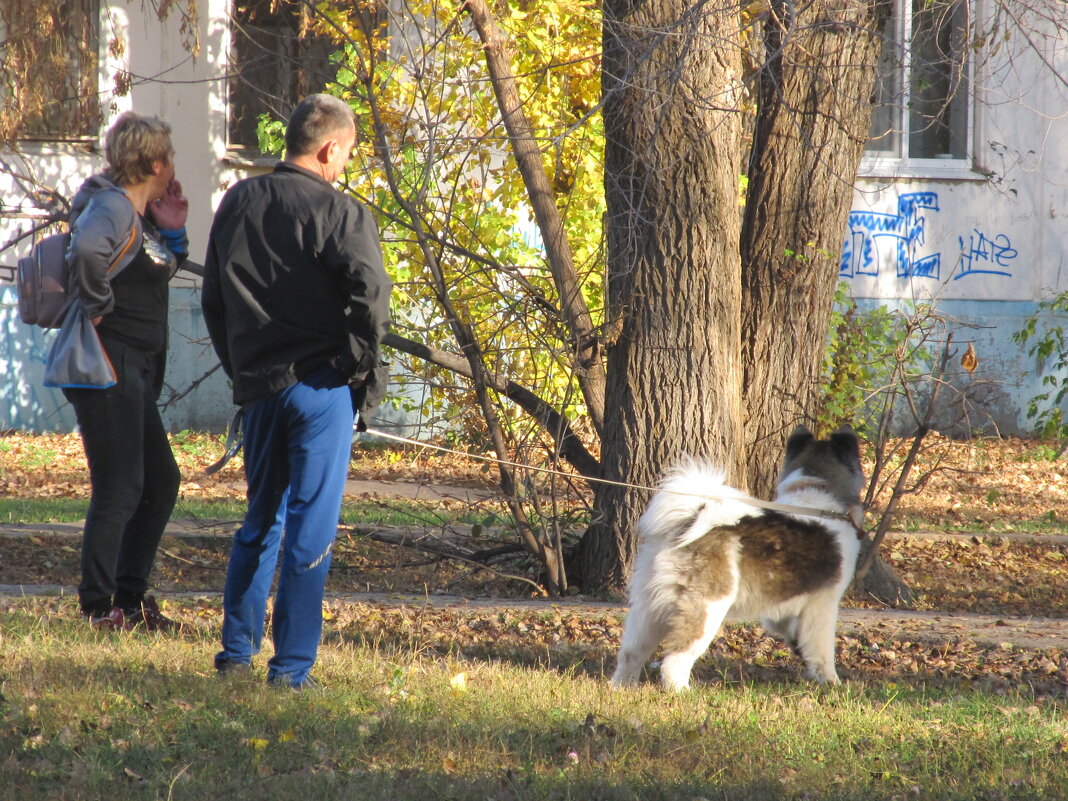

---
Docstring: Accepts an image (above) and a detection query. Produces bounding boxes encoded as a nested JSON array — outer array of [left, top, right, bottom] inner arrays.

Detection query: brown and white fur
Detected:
[[611, 425, 865, 690]]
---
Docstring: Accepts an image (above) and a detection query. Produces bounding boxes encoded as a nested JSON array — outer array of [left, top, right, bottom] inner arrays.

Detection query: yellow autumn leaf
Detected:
[[278, 731, 296, 744], [449, 672, 467, 692], [247, 738, 269, 751], [741, 0, 771, 20], [961, 342, 978, 374]]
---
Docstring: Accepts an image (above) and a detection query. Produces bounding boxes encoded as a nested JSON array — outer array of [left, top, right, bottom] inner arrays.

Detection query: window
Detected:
[[0, 0, 101, 141], [866, 0, 971, 164], [227, 0, 341, 151]]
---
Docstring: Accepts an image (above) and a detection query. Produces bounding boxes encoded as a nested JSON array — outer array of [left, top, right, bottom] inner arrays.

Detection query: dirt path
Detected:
[[2, 474, 1065, 652], [2, 571, 1064, 651]]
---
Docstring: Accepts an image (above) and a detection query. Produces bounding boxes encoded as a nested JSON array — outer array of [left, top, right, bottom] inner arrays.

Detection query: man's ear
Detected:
[[316, 138, 337, 166]]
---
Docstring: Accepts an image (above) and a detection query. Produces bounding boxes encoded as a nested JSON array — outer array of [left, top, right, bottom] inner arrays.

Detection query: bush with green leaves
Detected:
[[818, 284, 923, 437], [1012, 291, 1068, 452], [255, 4, 605, 444]]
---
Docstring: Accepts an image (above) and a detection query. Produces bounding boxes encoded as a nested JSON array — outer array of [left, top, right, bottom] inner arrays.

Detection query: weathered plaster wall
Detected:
[[0, 287, 230, 432], [842, 13, 1068, 436]]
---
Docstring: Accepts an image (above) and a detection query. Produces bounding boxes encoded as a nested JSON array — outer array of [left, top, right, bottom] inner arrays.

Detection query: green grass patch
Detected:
[[0, 497, 89, 524], [1016, 443, 1065, 462], [337, 498, 507, 530], [893, 513, 1068, 536], [1, 597, 1065, 801], [0, 496, 507, 530]]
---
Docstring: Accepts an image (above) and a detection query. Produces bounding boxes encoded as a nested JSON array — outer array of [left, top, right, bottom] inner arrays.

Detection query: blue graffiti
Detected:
[[955, 229, 1017, 280], [840, 192, 1016, 282], [841, 192, 941, 279]]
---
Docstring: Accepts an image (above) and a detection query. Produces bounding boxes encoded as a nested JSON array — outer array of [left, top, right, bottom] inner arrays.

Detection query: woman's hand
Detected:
[[146, 178, 188, 230]]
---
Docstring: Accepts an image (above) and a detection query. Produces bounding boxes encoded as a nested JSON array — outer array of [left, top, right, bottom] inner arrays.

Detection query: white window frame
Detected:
[[861, 0, 984, 181]]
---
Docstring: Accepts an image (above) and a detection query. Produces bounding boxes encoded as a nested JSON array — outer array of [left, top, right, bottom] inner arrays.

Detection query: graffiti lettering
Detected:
[[841, 191, 1016, 283], [841, 192, 941, 279], [955, 229, 1017, 280]]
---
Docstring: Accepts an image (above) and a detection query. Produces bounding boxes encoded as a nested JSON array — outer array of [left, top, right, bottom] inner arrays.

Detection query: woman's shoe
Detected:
[[90, 606, 132, 631], [125, 596, 181, 633]]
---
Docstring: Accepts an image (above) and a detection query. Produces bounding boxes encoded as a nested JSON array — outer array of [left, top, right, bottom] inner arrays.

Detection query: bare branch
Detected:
[[383, 332, 601, 481], [462, 0, 607, 437]]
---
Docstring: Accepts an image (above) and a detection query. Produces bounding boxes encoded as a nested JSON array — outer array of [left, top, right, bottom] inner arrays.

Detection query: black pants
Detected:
[[63, 338, 180, 616]]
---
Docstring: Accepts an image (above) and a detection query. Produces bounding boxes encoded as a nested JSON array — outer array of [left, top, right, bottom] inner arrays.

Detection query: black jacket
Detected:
[[202, 162, 392, 405]]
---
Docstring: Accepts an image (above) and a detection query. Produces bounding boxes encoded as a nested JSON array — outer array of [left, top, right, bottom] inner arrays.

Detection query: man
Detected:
[[202, 94, 392, 689]]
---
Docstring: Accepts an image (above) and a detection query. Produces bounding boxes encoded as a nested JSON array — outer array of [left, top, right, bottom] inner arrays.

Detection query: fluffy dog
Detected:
[[611, 425, 865, 690]]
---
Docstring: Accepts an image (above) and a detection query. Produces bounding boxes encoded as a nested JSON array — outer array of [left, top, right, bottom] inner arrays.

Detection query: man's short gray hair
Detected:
[[285, 94, 356, 157]]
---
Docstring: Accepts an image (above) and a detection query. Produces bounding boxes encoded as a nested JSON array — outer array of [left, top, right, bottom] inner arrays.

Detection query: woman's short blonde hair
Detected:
[[105, 112, 174, 187]]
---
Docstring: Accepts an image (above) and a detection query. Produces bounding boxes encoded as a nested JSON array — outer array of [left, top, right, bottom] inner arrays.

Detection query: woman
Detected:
[[64, 111, 189, 631]]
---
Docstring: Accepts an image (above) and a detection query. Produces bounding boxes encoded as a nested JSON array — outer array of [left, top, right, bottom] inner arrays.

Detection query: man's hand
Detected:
[[147, 178, 189, 230]]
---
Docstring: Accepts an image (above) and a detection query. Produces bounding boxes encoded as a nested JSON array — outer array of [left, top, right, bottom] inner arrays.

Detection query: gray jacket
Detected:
[[66, 174, 142, 319]]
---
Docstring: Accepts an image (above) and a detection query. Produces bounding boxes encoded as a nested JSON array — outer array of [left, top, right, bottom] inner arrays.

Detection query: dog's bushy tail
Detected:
[[638, 460, 753, 549]]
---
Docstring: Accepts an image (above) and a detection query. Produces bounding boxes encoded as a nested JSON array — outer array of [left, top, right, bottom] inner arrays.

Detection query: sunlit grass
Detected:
[[1, 597, 1065, 801], [893, 512, 1068, 536], [0, 496, 504, 530]]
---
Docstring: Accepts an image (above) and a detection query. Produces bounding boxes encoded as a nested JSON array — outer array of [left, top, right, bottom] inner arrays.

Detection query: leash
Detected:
[[204, 413, 864, 536], [361, 427, 865, 534]]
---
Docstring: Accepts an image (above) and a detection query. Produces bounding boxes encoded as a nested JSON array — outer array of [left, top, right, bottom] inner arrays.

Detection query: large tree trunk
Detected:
[[575, 0, 745, 594], [741, 0, 892, 497]]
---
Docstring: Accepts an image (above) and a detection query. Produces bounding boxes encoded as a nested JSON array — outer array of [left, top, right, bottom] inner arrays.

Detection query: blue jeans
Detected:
[[216, 368, 353, 686]]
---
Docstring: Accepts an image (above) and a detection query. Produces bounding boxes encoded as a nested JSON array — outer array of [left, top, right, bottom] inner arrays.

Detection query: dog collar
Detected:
[[772, 476, 867, 540]]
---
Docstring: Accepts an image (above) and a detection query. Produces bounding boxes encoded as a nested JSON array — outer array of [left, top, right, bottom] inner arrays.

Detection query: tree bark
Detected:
[[852, 539, 916, 607], [576, 0, 746, 593], [741, 0, 892, 497]]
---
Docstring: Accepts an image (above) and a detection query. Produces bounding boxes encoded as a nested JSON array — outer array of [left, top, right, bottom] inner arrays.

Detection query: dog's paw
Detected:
[[806, 668, 841, 685]]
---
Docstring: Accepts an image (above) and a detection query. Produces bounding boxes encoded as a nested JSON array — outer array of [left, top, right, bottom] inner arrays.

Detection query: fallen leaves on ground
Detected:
[[4, 432, 1066, 534], [3, 529, 1065, 618], [0, 432, 495, 501], [48, 594, 1059, 700], [874, 535, 1068, 615], [326, 601, 1067, 700], [876, 434, 1068, 534]]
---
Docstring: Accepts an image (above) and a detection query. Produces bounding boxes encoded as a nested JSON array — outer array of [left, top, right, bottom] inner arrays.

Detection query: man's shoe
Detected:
[[89, 607, 132, 632], [269, 674, 321, 691], [125, 596, 181, 633], [215, 658, 253, 678]]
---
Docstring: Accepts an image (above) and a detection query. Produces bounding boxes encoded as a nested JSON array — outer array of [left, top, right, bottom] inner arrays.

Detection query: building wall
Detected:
[[841, 11, 1068, 435], [2, 2, 1067, 436], [0, 287, 229, 432]]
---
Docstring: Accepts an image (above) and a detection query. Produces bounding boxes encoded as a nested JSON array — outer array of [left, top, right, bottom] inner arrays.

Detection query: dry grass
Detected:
[[2, 431, 1067, 799], [1, 595, 1066, 801]]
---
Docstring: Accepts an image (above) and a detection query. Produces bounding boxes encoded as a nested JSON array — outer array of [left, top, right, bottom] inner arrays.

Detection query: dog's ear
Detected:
[[785, 425, 814, 461], [830, 426, 861, 465]]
